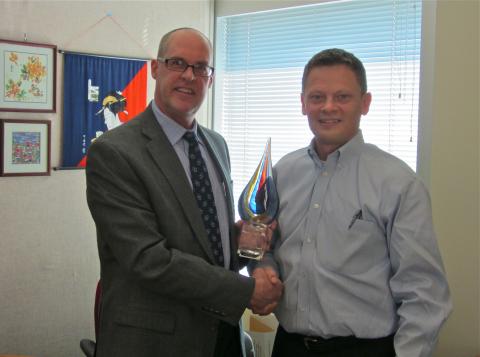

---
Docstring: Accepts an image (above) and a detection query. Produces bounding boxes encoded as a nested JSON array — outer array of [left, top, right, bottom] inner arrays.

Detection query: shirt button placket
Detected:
[[299, 170, 326, 328]]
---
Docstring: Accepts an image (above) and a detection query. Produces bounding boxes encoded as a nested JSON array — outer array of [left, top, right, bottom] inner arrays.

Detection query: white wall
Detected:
[[215, 0, 323, 16], [215, 0, 480, 356], [0, 1, 212, 356]]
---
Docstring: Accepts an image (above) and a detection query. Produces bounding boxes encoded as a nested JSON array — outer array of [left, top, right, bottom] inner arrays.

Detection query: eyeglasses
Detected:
[[157, 57, 214, 77]]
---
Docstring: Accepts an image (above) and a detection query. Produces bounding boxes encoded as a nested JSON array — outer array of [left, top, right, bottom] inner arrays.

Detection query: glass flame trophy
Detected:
[[237, 138, 279, 260]]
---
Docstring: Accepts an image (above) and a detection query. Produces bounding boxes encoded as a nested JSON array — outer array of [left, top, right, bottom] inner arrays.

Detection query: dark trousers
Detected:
[[214, 321, 242, 357], [271, 325, 395, 357]]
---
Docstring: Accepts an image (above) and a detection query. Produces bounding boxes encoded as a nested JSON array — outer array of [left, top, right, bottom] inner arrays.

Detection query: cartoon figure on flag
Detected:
[[92, 91, 127, 141], [62, 53, 147, 167]]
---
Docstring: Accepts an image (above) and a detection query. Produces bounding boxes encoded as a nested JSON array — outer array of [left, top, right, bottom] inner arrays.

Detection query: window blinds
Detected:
[[214, 0, 422, 208]]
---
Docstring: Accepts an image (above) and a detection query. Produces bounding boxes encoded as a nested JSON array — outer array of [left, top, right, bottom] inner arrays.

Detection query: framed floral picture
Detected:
[[0, 119, 51, 176], [0, 39, 56, 112]]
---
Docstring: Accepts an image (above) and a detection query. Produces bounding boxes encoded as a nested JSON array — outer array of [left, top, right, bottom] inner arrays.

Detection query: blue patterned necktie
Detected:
[[184, 132, 224, 266]]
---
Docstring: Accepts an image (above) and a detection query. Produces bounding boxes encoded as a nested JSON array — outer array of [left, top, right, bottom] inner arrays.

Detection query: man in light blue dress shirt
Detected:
[[255, 49, 452, 357]]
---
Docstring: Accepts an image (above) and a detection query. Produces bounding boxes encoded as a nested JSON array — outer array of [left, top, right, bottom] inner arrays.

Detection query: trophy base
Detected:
[[237, 248, 264, 260]]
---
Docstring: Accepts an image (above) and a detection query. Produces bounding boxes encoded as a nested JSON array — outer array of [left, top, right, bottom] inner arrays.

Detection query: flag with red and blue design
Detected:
[[62, 53, 147, 167]]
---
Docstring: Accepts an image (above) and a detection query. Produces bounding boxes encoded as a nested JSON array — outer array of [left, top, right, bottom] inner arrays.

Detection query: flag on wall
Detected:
[[62, 53, 147, 167]]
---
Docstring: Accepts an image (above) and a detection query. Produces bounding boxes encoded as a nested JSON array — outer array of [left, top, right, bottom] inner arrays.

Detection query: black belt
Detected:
[[280, 326, 394, 354], [303, 335, 361, 352]]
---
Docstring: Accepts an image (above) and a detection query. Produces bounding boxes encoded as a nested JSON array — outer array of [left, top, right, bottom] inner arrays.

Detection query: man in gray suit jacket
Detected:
[[86, 28, 282, 357]]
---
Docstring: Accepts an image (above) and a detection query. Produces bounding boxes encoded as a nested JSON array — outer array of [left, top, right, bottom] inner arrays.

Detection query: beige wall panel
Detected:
[[430, 1, 479, 356]]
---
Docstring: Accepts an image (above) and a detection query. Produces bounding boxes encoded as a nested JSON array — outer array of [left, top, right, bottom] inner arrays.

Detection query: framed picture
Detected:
[[0, 119, 51, 176], [0, 39, 56, 112]]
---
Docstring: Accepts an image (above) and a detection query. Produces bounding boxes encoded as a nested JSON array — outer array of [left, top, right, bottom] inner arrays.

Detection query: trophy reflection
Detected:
[[237, 138, 279, 260]]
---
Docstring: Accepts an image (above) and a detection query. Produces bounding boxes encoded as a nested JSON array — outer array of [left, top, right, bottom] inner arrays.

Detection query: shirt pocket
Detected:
[[316, 212, 387, 275]]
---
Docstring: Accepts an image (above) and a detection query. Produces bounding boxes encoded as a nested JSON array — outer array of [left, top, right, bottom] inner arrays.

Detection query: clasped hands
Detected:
[[249, 266, 283, 315]]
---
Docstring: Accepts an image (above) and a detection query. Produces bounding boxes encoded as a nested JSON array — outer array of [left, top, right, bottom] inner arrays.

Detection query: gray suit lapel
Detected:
[[198, 128, 234, 215], [141, 110, 216, 264]]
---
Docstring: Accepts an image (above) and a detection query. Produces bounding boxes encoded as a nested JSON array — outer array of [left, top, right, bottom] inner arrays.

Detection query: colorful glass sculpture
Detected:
[[238, 138, 279, 224]]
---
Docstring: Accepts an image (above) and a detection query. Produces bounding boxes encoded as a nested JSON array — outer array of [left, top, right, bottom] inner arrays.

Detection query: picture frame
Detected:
[[0, 39, 56, 112], [0, 119, 51, 176]]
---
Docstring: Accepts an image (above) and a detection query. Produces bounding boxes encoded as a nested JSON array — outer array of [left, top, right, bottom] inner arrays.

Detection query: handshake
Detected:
[[249, 267, 283, 316], [236, 220, 282, 315]]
